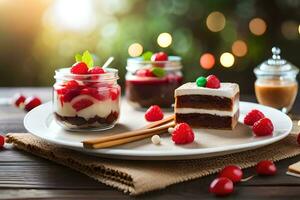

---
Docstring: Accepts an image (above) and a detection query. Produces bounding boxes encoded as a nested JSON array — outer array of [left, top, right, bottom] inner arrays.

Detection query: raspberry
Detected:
[[72, 99, 94, 111], [206, 75, 220, 89], [71, 62, 89, 74], [89, 66, 105, 74], [24, 97, 42, 111], [172, 123, 195, 144], [12, 93, 26, 107], [64, 80, 79, 89], [252, 118, 274, 136], [62, 89, 80, 102], [297, 133, 300, 145], [136, 69, 154, 77], [244, 109, 265, 126], [0, 135, 5, 148], [151, 52, 168, 61], [109, 88, 119, 101], [80, 88, 105, 101], [256, 160, 277, 176], [145, 105, 164, 122]]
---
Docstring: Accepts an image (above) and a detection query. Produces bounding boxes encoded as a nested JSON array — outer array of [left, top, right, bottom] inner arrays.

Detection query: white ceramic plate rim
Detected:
[[24, 101, 292, 158]]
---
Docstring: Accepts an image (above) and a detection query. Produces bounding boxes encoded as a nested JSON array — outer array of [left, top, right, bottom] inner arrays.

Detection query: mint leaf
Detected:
[[75, 53, 82, 62], [82, 50, 94, 68], [142, 51, 153, 61], [151, 67, 165, 77]]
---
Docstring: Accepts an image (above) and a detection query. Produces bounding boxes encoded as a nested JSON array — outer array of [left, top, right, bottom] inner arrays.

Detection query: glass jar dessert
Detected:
[[125, 52, 183, 108], [254, 47, 299, 113], [53, 51, 121, 131]]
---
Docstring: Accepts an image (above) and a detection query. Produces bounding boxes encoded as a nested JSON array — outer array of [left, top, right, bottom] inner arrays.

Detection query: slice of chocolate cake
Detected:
[[174, 82, 239, 129]]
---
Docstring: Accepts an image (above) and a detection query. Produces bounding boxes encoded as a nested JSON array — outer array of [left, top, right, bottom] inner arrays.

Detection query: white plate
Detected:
[[24, 101, 292, 160]]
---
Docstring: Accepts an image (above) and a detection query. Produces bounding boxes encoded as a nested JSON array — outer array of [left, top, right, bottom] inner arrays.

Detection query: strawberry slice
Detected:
[[72, 99, 94, 111]]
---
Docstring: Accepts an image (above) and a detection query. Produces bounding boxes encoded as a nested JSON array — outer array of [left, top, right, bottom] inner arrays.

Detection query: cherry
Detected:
[[256, 160, 277, 176], [24, 97, 42, 111], [151, 52, 168, 62], [71, 62, 89, 74], [209, 177, 234, 196], [12, 93, 26, 107], [206, 75, 220, 89], [0, 135, 5, 148], [219, 165, 243, 183]]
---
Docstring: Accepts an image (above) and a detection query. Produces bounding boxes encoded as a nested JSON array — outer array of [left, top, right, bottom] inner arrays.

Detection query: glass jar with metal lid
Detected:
[[254, 47, 299, 113]]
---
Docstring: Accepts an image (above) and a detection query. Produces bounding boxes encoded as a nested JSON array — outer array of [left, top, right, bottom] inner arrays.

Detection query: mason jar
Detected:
[[254, 47, 299, 113], [53, 67, 121, 131], [125, 56, 183, 108]]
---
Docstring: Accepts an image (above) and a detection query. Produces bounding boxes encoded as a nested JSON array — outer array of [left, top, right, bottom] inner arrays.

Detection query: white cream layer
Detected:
[[175, 101, 239, 117], [54, 94, 120, 120], [175, 82, 239, 98]]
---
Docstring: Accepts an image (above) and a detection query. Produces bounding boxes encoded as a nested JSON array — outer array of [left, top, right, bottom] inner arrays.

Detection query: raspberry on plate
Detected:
[[206, 75, 220, 89], [145, 105, 164, 122], [244, 109, 265, 126], [71, 62, 89, 74], [252, 117, 274, 136], [172, 123, 195, 144]]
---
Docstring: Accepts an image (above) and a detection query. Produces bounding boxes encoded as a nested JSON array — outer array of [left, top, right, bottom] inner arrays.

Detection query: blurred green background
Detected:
[[0, 0, 299, 94]]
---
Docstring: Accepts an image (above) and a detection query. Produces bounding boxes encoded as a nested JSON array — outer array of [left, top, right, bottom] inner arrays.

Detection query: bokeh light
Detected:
[[232, 40, 248, 57], [206, 11, 226, 32], [281, 21, 298, 40], [298, 25, 300, 34], [157, 32, 172, 48], [128, 43, 143, 57], [220, 52, 235, 68], [200, 53, 215, 69], [249, 18, 267, 36]]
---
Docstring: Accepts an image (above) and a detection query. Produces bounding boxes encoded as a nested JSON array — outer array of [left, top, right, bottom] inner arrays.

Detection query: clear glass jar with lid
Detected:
[[125, 55, 183, 108], [254, 47, 299, 113]]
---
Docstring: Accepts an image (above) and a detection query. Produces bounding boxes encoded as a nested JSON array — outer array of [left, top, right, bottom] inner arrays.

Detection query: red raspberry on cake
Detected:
[[172, 123, 195, 144], [71, 62, 89, 74], [244, 109, 265, 126], [252, 117, 274, 136], [206, 75, 220, 89], [145, 105, 164, 122]]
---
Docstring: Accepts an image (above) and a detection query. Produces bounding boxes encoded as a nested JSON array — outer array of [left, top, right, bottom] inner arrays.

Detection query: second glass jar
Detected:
[[125, 56, 183, 108]]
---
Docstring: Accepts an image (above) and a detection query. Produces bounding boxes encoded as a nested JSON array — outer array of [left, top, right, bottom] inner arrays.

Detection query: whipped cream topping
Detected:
[[54, 94, 120, 120], [175, 82, 239, 98]]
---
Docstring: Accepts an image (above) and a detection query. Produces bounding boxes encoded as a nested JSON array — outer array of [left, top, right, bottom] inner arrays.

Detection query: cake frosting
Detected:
[[175, 82, 239, 98]]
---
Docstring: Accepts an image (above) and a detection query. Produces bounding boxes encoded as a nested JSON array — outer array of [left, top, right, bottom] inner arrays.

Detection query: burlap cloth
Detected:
[[6, 122, 300, 195]]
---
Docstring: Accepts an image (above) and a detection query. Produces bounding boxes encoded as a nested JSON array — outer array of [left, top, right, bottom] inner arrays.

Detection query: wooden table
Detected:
[[0, 88, 300, 200]]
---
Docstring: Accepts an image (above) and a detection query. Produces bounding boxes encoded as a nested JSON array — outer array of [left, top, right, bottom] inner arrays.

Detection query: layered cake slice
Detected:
[[174, 75, 239, 129]]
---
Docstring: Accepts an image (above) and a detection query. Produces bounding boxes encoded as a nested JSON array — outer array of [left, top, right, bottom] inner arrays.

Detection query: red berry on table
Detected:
[[136, 69, 154, 77], [0, 135, 5, 148], [64, 80, 79, 89], [12, 93, 26, 107], [72, 99, 94, 112], [244, 109, 265, 126], [256, 160, 277, 176], [151, 52, 168, 62], [145, 105, 164, 122], [172, 123, 195, 144], [24, 97, 42, 112], [219, 165, 243, 183], [252, 118, 274, 137], [206, 75, 220, 89], [71, 62, 89, 74], [88, 66, 105, 74], [297, 133, 300, 145], [209, 177, 234, 196]]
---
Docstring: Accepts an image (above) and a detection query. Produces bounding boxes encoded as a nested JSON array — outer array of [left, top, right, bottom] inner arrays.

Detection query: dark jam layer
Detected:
[[55, 111, 119, 127], [175, 111, 239, 129], [126, 75, 183, 108]]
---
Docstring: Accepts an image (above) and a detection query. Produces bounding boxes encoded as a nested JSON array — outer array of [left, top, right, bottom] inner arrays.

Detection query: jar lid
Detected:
[[254, 47, 299, 76]]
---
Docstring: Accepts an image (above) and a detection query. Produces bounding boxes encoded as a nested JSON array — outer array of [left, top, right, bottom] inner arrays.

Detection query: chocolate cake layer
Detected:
[[175, 93, 239, 111], [55, 111, 119, 126], [175, 111, 239, 129]]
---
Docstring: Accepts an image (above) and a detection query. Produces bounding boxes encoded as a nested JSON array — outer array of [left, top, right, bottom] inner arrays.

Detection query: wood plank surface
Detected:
[[0, 88, 299, 199]]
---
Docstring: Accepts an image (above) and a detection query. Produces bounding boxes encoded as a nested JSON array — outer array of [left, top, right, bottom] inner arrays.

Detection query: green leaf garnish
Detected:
[[82, 50, 94, 68], [75, 53, 82, 62], [142, 51, 153, 61], [151, 67, 165, 77]]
